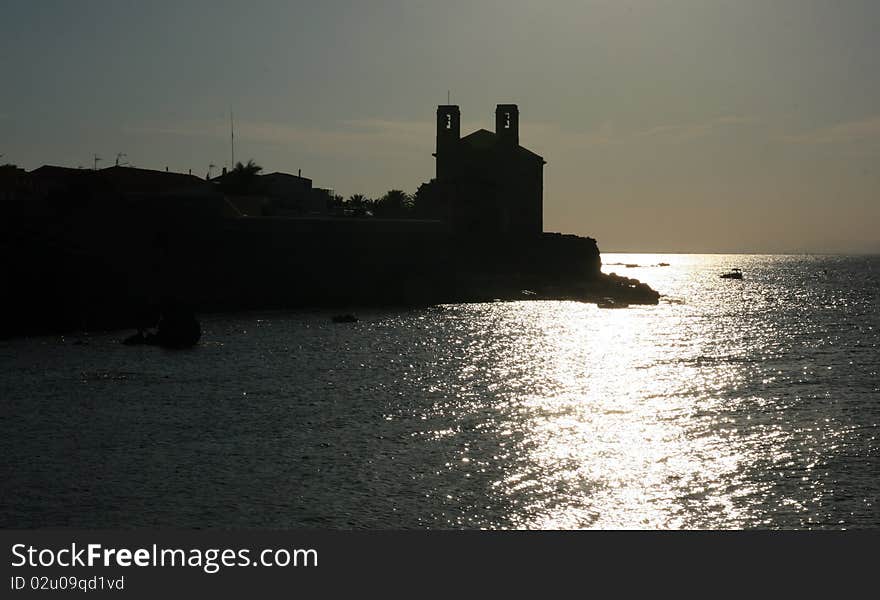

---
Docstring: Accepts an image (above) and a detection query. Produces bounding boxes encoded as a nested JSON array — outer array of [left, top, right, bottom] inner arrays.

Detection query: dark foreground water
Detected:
[[1, 254, 878, 529]]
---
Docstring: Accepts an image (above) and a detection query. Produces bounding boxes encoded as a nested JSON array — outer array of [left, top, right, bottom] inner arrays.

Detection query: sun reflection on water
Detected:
[[470, 300, 753, 528], [420, 254, 878, 528]]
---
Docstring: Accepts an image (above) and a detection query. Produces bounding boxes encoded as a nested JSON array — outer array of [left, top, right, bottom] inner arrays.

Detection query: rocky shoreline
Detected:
[[431, 271, 659, 306], [2, 214, 660, 339], [1, 270, 660, 341]]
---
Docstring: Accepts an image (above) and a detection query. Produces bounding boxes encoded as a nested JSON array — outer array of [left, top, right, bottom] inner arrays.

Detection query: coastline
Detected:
[[0, 270, 659, 341], [1, 214, 659, 340]]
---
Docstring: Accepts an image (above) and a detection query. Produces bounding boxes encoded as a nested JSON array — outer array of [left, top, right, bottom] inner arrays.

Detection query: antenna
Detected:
[[208, 163, 216, 179], [115, 152, 127, 167], [447, 90, 450, 104], [230, 111, 235, 168], [93, 154, 102, 171]]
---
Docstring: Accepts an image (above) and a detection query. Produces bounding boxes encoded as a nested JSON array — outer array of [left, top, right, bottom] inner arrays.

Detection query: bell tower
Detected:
[[435, 105, 460, 180], [495, 104, 519, 146]]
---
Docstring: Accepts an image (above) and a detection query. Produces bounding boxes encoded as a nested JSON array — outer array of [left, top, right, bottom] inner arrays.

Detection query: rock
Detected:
[[155, 305, 201, 348]]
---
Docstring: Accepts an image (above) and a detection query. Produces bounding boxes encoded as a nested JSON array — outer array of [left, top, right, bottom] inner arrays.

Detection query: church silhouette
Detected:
[[419, 103, 546, 236]]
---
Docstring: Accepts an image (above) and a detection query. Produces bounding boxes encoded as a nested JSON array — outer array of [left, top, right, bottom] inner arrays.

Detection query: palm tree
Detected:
[[221, 159, 262, 195], [374, 189, 413, 217], [329, 193, 345, 214], [346, 193, 372, 217], [232, 159, 262, 177]]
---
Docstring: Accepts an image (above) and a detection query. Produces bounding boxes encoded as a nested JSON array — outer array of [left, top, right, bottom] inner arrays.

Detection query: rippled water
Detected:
[[1, 254, 878, 529]]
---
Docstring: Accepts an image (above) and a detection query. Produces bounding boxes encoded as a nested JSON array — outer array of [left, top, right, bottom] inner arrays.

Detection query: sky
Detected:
[[2, 0, 879, 253]]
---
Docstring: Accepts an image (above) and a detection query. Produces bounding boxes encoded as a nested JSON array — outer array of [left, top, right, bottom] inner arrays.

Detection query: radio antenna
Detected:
[[230, 111, 235, 168]]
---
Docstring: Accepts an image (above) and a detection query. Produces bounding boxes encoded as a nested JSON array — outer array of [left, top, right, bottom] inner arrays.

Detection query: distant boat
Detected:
[[720, 268, 743, 280], [597, 297, 629, 309], [121, 305, 201, 349]]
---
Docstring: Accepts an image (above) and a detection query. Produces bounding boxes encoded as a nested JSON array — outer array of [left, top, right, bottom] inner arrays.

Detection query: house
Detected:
[[0, 164, 31, 203], [97, 165, 209, 196], [418, 103, 546, 236], [260, 172, 329, 216], [28, 165, 235, 219], [211, 170, 329, 217], [29, 165, 92, 200], [29, 165, 210, 200]]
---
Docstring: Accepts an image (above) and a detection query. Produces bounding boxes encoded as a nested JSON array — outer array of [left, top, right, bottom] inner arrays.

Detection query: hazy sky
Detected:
[[2, 0, 879, 252]]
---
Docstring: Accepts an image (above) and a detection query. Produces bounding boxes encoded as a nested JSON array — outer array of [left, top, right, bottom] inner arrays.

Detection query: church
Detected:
[[418, 103, 546, 237]]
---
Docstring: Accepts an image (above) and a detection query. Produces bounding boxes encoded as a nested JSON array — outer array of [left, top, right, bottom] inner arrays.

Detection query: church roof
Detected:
[[460, 129, 546, 163]]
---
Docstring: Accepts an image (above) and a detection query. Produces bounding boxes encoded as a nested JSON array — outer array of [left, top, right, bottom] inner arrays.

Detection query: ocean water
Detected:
[[1, 254, 877, 529]]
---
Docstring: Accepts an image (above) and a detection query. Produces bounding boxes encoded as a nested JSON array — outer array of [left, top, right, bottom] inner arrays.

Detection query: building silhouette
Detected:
[[419, 103, 545, 236], [211, 169, 331, 217]]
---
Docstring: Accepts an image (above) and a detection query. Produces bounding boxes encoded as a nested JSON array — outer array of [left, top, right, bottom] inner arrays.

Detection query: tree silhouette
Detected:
[[328, 193, 345, 214], [373, 189, 413, 217], [221, 159, 263, 195], [345, 193, 373, 217], [233, 159, 262, 177], [412, 182, 439, 218]]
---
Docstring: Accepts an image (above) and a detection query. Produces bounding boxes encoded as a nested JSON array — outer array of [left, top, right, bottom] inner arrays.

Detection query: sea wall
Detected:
[[1, 212, 654, 338], [144, 219, 606, 309]]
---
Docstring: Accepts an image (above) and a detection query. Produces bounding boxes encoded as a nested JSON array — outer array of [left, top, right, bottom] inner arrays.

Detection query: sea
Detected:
[[1, 254, 877, 529]]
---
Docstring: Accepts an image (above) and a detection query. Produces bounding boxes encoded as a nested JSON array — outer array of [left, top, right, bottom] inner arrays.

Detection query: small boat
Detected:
[[720, 268, 743, 279], [597, 297, 629, 309], [121, 306, 201, 349]]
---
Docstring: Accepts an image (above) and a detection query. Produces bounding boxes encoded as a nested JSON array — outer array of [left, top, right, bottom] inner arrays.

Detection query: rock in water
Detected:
[[156, 305, 201, 348]]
